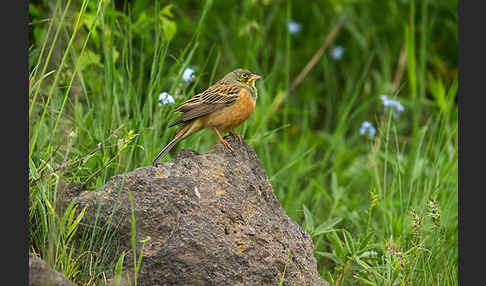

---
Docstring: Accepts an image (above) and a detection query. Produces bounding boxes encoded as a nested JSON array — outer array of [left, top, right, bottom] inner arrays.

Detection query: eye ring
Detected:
[[241, 73, 248, 79]]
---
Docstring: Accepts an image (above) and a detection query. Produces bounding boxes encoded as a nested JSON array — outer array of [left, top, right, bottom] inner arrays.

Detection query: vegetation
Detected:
[[29, 0, 458, 285]]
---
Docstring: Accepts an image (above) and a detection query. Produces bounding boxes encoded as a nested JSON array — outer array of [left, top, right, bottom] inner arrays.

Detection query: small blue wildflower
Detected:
[[360, 121, 376, 137], [331, 46, 344, 60], [380, 95, 405, 116], [182, 67, 196, 83], [158, 92, 175, 105], [288, 20, 302, 35]]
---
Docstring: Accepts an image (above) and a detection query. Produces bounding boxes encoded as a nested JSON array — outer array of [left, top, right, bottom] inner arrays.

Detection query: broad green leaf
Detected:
[[161, 16, 177, 42], [78, 49, 102, 71], [313, 217, 342, 237], [327, 231, 345, 260], [160, 4, 174, 18]]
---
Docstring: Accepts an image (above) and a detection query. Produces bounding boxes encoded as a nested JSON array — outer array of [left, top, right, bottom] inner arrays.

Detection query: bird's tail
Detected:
[[152, 122, 198, 166]]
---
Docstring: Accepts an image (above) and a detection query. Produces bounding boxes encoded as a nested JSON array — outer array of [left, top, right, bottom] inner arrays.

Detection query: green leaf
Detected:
[[358, 251, 378, 259], [447, 80, 458, 101], [279, 250, 291, 286], [313, 217, 342, 237], [78, 49, 102, 71], [67, 206, 87, 244], [133, 11, 155, 36], [316, 251, 344, 266], [116, 251, 126, 274], [33, 27, 46, 46], [82, 13, 99, 32], [302, 205, 314, 233], [160, 4, 174, 18], [60, 201, 76, 233], [82, 109, 94, 127], [342, 229, 356, 255], [327, 231, 345, 260], [358, 232, 374, 251], [160, 16, 177, 42], [29, 3, 42, 17], [44, 198, 57, 218], [429, 75, 448, 112], [112, 251, 126, 285]]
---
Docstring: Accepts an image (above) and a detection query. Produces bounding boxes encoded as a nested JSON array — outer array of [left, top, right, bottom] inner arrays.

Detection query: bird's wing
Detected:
[[168, 84, 242, 127]]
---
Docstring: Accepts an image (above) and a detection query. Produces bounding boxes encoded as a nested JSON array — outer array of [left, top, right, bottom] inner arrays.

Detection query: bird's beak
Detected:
[[250, 74, 262, 80]]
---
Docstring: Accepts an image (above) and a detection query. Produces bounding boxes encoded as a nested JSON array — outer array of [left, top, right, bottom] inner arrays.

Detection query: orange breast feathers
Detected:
[[202, 90, 255, 133]]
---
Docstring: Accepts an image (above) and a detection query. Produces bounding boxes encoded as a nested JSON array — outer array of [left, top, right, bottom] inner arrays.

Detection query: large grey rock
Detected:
[[29, 253, 76, 286], [73, 136, 326, 286]]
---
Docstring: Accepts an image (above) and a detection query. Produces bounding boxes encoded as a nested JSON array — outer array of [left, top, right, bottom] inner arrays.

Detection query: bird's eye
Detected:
[[241, 73, 248, 79]]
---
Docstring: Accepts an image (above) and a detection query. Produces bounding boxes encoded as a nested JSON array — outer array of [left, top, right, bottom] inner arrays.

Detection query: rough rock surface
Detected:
[[73, 136, 327, 286], [29, 253, 76, 286]]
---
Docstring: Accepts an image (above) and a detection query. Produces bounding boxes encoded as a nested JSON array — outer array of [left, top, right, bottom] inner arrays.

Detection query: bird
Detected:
[[152, 68, 262, 166]]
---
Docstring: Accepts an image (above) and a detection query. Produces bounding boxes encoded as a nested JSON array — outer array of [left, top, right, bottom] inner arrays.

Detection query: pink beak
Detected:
[[251, 74, 262, 80]]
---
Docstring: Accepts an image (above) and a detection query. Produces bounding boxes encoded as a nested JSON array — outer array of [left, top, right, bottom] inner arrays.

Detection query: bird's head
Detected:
[[222, 68, 262, 87]]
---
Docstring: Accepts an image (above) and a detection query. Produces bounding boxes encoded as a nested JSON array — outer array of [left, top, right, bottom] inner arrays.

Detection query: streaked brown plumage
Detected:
[[152, 69, 261, 166]]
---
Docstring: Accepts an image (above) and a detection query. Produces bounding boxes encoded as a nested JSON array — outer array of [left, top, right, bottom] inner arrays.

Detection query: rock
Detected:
[[72, 136, 327, 286], [29, 253, 76, 286]]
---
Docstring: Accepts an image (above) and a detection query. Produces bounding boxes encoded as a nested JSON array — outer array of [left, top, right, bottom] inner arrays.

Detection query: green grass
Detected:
[[29, 0, 457, 285]]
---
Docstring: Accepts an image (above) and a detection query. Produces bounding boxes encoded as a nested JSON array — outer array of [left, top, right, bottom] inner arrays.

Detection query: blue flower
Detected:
[[360, 121, 376, 137], [288, 20, 302, 35], [380, 95, 405, 116], [158, 92, 175, 105], [331, 46, 344, 60], [182, 67, 195, 83]]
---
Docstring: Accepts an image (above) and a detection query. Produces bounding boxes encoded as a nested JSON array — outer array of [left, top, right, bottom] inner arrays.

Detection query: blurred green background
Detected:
[[29, 0, 457, 285]]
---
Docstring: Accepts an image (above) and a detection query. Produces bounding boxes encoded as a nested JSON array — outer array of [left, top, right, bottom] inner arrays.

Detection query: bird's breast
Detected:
[[203, 91, 255, 132]]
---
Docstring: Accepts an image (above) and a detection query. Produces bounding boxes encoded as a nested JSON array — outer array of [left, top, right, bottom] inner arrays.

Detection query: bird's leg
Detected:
[[213, 128, 234, 152], [229, 131, 242, 144]]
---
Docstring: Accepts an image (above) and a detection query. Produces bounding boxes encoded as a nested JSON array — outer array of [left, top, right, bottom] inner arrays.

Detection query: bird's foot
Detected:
[[220, 138, 234, 152], [229, 131, 243, 144]]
